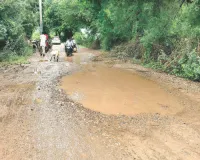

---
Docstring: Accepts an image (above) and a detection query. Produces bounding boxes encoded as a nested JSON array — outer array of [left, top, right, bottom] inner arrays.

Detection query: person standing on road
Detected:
[[40, 33, 46, 57]]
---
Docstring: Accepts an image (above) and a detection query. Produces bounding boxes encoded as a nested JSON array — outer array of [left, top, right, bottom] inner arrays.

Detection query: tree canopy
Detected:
[[1, 0, 200, 80], [43, 0, 200, 80], [0, 0, 38, 57]]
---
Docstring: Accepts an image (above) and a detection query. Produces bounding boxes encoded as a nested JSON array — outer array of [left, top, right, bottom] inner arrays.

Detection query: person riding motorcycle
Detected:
[[65, 38, 73, 57]]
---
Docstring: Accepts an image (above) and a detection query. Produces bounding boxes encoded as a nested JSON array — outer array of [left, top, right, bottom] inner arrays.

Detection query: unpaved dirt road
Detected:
[[0, 45, 200, 160]]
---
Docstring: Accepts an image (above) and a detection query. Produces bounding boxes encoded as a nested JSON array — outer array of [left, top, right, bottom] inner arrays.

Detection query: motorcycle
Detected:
[[73, 44, 77, 53], [31, 40, 40, 53], [65, 45, 73, 57]]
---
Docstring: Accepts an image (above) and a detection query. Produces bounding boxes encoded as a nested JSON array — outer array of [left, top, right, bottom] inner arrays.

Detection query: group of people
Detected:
[[39, 34, 77, 58], [65, 37, 77, 57]]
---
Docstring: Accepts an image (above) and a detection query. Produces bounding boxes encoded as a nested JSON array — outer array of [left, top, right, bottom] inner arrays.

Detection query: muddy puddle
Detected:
[[60, 65, 183, 115]]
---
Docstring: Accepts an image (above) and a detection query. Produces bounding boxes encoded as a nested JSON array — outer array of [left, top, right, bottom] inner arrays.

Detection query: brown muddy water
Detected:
[[60, 65, 183, 115]]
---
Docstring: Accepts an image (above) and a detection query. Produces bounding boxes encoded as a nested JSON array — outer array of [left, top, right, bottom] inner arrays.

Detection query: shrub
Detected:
[[177, 50, 200, 81], [31, 30, 40, 40]]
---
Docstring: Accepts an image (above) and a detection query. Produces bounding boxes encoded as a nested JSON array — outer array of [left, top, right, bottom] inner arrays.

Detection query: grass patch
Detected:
[[0, 47, 33, 65], [143, 62, 164, 71], [0, 55, 30, 65]]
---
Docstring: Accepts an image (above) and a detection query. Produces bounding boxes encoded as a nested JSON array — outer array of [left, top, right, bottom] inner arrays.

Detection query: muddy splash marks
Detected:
[[60, 65, 183, 115]]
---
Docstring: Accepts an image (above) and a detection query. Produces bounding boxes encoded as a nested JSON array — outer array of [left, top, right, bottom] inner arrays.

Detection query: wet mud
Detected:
[[61, 65, 183, 115]]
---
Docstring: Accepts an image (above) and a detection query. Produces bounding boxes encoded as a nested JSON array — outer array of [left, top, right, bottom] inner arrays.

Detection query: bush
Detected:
[[175, 50, 200, 81], [31, 30, 40, 40], [73, 31, 100, 49], [110, 41, 145, 60], [0, 41, 33, 64], [0, 0, 38, 62], [73, 32, 85, 45]]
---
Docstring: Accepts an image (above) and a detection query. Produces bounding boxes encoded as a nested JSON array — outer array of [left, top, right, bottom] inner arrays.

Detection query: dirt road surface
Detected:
[[0, 44, 200, 160]]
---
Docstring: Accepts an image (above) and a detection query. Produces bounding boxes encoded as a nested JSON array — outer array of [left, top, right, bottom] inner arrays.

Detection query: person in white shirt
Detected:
[[40, 34, 46, 56]]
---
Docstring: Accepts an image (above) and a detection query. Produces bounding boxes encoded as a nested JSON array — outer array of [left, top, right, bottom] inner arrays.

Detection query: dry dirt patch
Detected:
[[0, 83, 35, 124]]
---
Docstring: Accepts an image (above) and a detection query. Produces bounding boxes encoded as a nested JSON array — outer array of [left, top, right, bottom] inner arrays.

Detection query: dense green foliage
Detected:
[[43, 0, 200, 80], [43, 0, 94, 41], [1, 0, 200, 80], [0, 0, 38, 62]]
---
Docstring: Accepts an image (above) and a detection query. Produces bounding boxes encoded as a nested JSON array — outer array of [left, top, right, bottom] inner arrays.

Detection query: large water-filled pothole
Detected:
[[60, 65, 183, 115]]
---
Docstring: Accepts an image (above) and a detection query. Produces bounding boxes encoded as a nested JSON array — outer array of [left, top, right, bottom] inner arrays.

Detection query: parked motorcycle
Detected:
[[31, 40, 40, 53]]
